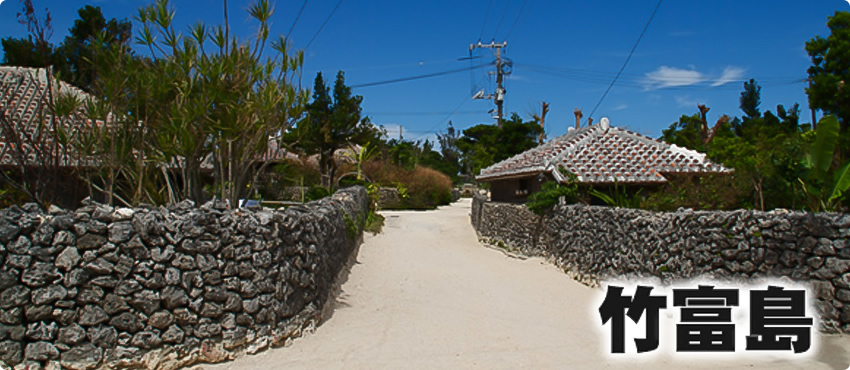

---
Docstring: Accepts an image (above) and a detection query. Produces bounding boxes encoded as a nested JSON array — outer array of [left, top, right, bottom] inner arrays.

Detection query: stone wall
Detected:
[[471, 194, 850, 332], [470, 196, 545, 256], [0, 187, 368, 369]]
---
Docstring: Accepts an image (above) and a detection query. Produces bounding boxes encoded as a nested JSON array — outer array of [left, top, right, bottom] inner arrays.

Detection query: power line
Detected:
[[304, 0, 344, 50], [366, 110, 482, 116], [410, 95, 473, 141], [286, 0, 310, 40], [479, 0, 493, 41], [493, 0, 512, 40], [351, 64, 484, 88], [586, 0, 662, 123], [504, 0, 530, 41]]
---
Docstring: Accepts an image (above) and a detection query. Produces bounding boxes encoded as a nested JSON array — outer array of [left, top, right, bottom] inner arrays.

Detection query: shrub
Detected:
[[363, 160, 453, 209], [640, 174, 748, 211], [526, 177, 579, 215], [305, 185, 330, 201]]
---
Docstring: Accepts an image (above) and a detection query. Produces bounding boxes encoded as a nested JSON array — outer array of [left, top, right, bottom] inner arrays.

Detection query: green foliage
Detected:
[[78, 0, 307, 207], [806, 12, 850, 132], [806, 11, 850, 164], [436, 121, 462, 182], [740, 79, 762, 120], [526, 176, 579, 215], [589, 181, 643, 208], [363, 161, 452, 209], [641, 175, 749, 211], [660, 81, 807, 211], [1, 3, 131, 92], [343, 213, 358, 241], [364, 212, 385, 235], [305, 185, 330, 202], [799, 115, 850, 211], [395, 182, 409, 200], [660, 113, 708, 153], [286, 71, 377, 190], [808, 115, 840, 180], [456, 113, 543, 176]]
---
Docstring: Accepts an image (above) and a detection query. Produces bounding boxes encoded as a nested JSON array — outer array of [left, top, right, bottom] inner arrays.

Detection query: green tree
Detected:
[[660, 113, 707, 152], [1, 2, 131, 92], [288, 71, 374, 189], [57, 5, 132, 91], [457, 113, 542, 176], [1, 0, 61, 69], [82, 0, 307, 207], [799, 115, 850, 211], [661, 93, 806, 210], [740, 78, 762, 121], [806, 11, 850, 133]]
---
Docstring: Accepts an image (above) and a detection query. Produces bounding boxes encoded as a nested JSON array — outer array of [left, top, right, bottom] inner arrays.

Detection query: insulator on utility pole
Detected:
[[469, 41, 510, 127]]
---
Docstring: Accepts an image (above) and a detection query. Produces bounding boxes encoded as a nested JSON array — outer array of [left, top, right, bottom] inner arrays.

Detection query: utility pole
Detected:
[[470, 41, 511, 127]]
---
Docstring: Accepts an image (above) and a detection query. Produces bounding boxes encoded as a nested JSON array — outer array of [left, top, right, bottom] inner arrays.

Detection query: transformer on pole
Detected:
[[470, 41, 511, 127]]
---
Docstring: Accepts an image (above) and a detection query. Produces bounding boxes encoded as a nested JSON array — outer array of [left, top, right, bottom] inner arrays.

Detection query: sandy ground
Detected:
[[202, 199, 850, 370]]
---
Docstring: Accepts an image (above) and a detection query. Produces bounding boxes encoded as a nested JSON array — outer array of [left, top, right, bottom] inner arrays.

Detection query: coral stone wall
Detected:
[[0, 187, 367, 369], [471, 194, 850, 332]]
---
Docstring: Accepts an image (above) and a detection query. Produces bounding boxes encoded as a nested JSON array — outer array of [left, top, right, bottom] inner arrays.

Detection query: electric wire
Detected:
[[409, 95, 472, 141], [493, 0, 512, 40], [351, 64, 486, 88], [586, 0, 662, 123], [503, 0, 529, 41], [286, 0, 309, 40], [478, 0, 493, 41], [367, 110, 482, 116], [304, 0, 344, 50]]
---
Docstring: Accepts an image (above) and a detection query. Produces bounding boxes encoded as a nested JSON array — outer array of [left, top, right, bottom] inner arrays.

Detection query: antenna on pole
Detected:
[[469, 41, 510, 127]]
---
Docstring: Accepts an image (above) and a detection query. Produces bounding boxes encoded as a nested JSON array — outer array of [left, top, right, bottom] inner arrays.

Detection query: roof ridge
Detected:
[[477, 120, 730, 184]]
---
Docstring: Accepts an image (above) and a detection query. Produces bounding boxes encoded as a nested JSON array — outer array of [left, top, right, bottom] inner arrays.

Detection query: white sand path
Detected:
[[203, 198, 850, 369]]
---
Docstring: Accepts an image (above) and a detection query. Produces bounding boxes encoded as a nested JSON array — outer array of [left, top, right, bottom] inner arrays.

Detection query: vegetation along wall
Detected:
[[471, 194, 850, 332], [0, 187, 368, 369]]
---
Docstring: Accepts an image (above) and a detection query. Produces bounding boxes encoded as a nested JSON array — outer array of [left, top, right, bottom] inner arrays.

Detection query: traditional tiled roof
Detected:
[[0, 66, 98, 167], [477, 118, 730, 184]]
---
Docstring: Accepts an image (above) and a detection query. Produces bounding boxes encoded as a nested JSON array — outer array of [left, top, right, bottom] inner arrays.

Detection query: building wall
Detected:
[[0, 187, 368, 369], [488, 176, 542, 203], [471, 194, 850, 333]]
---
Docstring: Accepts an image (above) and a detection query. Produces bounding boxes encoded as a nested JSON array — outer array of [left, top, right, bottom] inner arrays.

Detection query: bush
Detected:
[[364, 212, 385, 234], [526, 178, 579, 215], [364, 160, 453, 209], [257, 158, 322, 201], [305, 185, 330, 201], [640, 174, 748, 211]]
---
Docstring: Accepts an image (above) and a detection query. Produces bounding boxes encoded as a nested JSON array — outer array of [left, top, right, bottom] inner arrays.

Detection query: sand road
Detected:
[[203, 198, 850, 370]]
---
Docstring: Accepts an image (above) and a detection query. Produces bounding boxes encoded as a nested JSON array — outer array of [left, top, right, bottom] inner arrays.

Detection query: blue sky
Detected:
[[1, 0, 847, 143]]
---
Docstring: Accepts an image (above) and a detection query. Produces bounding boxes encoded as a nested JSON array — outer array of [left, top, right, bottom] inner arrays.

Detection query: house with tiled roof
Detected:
[[0, 66, 99, 168], [476, 117, 730, 203]]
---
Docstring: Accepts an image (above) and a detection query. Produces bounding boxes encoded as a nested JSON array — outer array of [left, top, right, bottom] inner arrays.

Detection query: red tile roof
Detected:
[[476, 119, 730, 184], [0, 66, 98, 167]]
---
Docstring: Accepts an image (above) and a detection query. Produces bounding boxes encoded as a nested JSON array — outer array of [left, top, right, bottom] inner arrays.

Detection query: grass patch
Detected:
[[364, 212, 385, 235]]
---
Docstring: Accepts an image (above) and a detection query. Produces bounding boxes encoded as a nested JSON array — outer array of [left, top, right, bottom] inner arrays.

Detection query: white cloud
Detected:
[[711, 66, 746, 87], [644, 65, 747, 89], [668, 30, 694, 37], [674, 95, 699, 108], [613, 104, 628, 111], [643, 66, 705, 90]]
